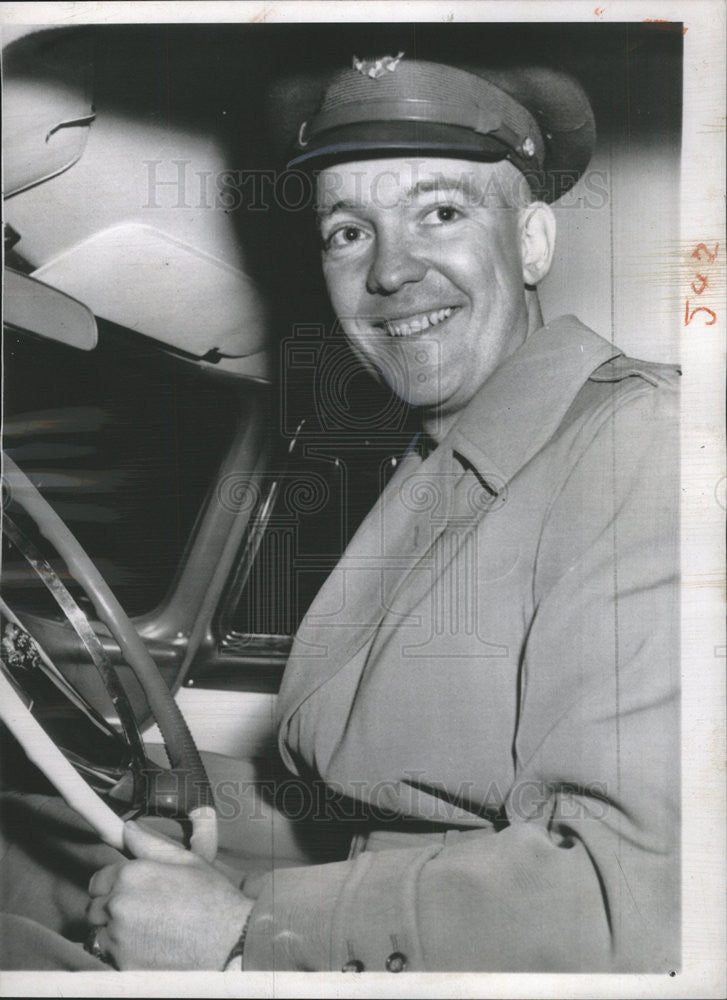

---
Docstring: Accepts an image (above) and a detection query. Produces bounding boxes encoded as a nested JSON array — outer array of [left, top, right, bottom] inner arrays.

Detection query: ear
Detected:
[[518, 201, 556, 286]]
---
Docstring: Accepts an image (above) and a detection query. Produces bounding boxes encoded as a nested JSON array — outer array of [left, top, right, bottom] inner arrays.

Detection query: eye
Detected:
[[422, 204, 463, 226], [323, 224, 370, 251]]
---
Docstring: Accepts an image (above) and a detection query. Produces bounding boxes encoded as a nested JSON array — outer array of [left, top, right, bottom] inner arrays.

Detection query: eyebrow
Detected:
[[315, 174, 487, 221]]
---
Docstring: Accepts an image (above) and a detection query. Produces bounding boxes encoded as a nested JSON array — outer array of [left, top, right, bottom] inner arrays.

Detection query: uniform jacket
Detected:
[[244, 315, 680, 973]]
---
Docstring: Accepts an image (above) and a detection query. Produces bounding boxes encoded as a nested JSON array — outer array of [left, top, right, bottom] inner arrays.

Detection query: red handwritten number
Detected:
[[691, 242, 719, 265], [685, 243, 719, 325], [684, 299, 717, 326]]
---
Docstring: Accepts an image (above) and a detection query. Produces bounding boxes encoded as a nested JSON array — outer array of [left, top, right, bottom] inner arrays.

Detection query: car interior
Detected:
[[1, 19, 683, 907]]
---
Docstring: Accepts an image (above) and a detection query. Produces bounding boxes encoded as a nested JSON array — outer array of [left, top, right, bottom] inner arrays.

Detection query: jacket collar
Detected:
[[446, 315, 621, 493]]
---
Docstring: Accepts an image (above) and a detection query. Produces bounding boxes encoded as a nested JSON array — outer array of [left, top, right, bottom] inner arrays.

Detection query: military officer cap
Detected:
[[275, 54, 596, 202]]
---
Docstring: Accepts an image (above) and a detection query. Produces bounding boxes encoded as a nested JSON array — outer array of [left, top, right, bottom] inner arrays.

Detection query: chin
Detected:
[[390, 383, 446, 411]]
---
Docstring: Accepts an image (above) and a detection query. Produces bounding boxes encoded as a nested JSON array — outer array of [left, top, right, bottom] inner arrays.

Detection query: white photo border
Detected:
[[0, 2, 724, 998]]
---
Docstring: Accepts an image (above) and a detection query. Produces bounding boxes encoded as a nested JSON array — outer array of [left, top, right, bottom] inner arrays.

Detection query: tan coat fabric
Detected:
[[244, 315, 680, 973]]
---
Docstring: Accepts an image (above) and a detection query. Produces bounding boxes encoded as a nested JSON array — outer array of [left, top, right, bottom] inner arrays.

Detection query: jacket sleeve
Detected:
[[243, 377, 680, 973]]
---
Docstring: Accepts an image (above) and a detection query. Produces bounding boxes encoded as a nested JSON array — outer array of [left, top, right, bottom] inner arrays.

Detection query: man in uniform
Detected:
[[4, 53, 681, 972]]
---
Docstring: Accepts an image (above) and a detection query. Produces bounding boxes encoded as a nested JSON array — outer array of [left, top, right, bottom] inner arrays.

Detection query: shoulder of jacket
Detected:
[[588, 354, 681, 389], [557, 352, 679, 439]]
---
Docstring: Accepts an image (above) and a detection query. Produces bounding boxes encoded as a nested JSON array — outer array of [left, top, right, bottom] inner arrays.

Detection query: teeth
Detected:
[[384, 306, 454, 337]]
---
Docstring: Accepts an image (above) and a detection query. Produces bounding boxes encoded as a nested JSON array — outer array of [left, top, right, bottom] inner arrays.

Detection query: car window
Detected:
[[223, 444, 386, 638], [220, 337, 419, 641], [3, 322, 249, 619]]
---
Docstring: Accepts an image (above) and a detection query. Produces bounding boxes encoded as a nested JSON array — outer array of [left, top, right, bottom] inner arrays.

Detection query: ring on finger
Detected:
[[84, 928, 112, 965]]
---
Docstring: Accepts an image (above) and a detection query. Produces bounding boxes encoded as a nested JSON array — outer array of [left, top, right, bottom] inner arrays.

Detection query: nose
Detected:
[[366, 230, 427, 295]]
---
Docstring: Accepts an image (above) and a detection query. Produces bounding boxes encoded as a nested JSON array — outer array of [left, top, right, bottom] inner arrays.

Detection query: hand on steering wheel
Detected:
[[1, 452, 218, 862], [85, 820, 254, 970]]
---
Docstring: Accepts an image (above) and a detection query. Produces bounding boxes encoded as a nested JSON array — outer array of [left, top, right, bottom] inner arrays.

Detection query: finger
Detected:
[[88, 862, 121, 897], [86, 894, 110, 927], [123, 819, 194, 864], [93, 926, 119, 969], [212, 856, 244, 884], [241, 868, 268, 899]]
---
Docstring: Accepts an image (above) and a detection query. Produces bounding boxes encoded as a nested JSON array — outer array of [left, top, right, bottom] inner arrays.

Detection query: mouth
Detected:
[[376, 306, 460, 338]]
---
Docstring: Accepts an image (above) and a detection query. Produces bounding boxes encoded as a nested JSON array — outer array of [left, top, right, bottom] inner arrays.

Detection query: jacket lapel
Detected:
[[276, 443, 457, 733]]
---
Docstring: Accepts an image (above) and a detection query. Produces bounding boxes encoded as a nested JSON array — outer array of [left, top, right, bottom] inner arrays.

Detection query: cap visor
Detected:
[[287, 120, 511, 170]]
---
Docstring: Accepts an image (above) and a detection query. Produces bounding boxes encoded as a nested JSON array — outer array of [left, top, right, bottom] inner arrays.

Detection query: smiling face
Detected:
[[316, 157, 550, 437]]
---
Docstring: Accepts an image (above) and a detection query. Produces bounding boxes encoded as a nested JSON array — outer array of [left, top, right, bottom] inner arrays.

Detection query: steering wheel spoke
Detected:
[[1, 516, 148, 812], [1, 452, 218, 861]]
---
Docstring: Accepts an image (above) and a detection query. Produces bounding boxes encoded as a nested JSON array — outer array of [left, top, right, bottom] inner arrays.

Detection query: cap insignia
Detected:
[[352, 51, 405, 80]]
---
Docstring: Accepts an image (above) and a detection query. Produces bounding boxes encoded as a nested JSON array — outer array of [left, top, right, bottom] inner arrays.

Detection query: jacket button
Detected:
[[385, 951, 407, 972], [341, 959, 364, 972]]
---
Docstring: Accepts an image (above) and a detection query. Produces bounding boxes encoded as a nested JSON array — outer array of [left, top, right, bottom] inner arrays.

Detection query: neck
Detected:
[[525, 287, 544, 333]]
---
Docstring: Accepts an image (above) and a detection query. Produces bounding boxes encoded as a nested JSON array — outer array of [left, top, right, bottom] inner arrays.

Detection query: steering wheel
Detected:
[[0, 452, 218, 862]]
